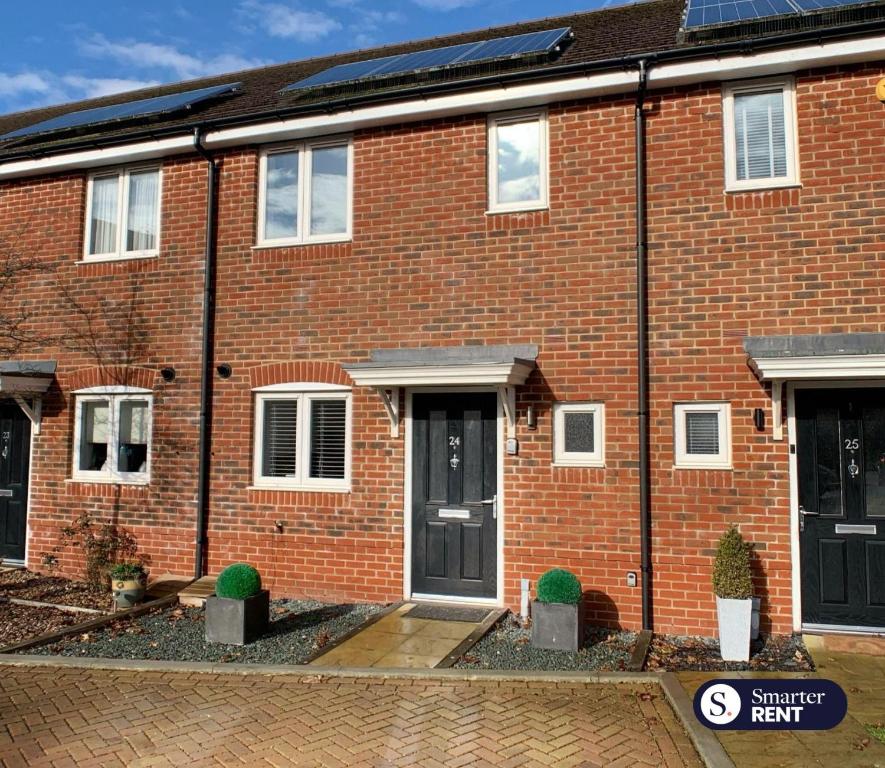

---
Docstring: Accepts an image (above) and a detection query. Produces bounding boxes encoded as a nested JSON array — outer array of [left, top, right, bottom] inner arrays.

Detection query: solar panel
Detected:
[[1, 82, 242, 141], [683, 0, 877, 29], [284, 27, 572, 92]]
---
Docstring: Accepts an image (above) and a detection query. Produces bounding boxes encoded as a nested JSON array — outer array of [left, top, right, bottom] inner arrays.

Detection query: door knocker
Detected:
[[449, 435, 460, 471], [849, 460, 860, 478]]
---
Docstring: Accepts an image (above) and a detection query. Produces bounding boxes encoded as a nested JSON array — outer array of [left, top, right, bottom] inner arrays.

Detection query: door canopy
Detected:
[[0, 360, 56, 435]]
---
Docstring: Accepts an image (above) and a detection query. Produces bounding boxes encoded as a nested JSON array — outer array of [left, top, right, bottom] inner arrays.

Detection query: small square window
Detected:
[[553, 403, 604, 467], [487, 110, 548, 213], [722, 77, 798, 192], [674, 402, 731, 469]]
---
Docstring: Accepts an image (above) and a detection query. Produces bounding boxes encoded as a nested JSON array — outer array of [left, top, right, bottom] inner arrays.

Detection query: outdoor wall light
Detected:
[[753, 407, 765, 432], [526, 405, 537, 430], [216, 363, 233, 379], [160, 367, 176, 383]]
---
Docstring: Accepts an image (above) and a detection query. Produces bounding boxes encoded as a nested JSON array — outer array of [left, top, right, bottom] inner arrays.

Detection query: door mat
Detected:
[[406, 605, 491, 623]]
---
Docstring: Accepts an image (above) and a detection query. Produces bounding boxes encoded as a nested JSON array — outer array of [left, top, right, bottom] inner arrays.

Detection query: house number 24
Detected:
[[449, 436, 460, 470]]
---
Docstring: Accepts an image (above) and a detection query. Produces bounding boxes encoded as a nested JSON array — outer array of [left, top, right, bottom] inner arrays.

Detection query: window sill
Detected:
[[485, 205, 548, 216], [552, 461, 605, 469], [248, 483, 351, 493], [724, 181, 801, 194], [78, 252, 158, 265], [66, 477, 150, 486], [252, 237, 351, 250]]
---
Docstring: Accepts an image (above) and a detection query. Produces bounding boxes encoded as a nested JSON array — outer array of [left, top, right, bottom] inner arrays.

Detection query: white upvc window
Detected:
[[722, 77, 799, 192], [674, 402, 732, 469], [553, 402, 605, 467], [488, 109, 548, 213], [257, 137, 353, 246], [253, 384, 352, 491], [72, 387, 153, 483], [84, 166, 161, 261]]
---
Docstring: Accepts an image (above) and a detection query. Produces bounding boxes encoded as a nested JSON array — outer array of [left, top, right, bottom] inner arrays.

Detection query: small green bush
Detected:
[[109, 562, 146, 581], [536, 568, 582, 604], [216, 563, 262, 600], [712, 526, 753, 600]]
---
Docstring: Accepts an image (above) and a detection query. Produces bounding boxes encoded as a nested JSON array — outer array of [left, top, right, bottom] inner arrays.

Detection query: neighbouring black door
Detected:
[[411, 393, 497, 598], [797, 388, 885, 628], [0, 401, 31, 562]]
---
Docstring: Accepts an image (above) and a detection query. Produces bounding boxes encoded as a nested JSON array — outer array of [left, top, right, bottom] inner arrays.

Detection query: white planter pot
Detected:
[[716, 596, 752, 662]]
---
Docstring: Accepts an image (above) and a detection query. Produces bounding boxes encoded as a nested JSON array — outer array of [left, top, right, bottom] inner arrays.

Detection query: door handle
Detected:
[[799, 505, 818, 532], [480, 495, 497, 519]]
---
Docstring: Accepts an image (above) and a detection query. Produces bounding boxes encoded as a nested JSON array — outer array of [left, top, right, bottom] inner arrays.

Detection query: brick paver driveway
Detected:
[[0, 665, 701, 767]]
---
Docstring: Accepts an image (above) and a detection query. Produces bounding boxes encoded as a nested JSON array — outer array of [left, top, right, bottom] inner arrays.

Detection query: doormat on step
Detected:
[[406, 605, 491, 623]]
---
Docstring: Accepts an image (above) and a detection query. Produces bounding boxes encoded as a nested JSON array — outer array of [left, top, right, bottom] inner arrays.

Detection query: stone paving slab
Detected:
[[0, 665, 702, 767]]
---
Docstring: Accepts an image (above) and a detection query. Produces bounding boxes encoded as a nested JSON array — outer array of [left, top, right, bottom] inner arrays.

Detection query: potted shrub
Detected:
[[205, 563, 269, 645], [713, 525, 754, 662], [531, 568, 584, 651], [109, 562, 147, 609]]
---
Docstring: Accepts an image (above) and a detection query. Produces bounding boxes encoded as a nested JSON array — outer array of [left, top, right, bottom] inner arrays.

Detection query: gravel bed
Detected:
[[645, 633, 815, 672], [25, 599, 382, 664], [0, 569, 113, 611], [0, 602, 83, 648], [454, 614, 637, 672]]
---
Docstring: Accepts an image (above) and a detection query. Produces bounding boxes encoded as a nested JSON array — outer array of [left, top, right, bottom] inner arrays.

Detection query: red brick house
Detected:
[[0, 0, 883, 636]]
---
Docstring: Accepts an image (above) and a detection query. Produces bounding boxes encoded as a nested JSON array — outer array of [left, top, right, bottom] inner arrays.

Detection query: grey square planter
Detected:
[[531, 599, 584, 652], [716, 595, 752, 661], [205, 590, 270, 645]]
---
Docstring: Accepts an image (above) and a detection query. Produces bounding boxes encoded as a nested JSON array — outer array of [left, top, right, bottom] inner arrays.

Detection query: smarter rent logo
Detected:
[[693, 679, 847, 730]]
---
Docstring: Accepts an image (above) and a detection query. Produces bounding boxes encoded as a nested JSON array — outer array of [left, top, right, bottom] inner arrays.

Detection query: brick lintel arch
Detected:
[[61, 365, 158, 392], [248, 361, 350, 389]]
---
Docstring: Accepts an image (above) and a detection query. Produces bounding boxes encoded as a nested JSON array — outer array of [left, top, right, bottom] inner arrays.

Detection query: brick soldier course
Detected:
[[0, 665, 701, 767]]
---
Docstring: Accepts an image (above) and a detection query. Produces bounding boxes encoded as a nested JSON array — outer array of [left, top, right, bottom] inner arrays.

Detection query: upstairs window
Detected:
[[253, 385, 351, 491], [85, 167, 161, 260], [73, 389, 152, 483], [488, 110, 548, 213], [674, 402, 732, 469], [257, 138, 352, 246], [723, 78, 798, 191]]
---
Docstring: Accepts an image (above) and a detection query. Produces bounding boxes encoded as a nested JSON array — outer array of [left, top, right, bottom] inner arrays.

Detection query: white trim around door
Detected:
[[403, 386, 505, 607], [787, 379, 885, 634]]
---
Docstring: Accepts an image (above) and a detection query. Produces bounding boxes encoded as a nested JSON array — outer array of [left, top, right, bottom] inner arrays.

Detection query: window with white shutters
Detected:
[[254, 387, 351, 490], [674, 403, 731, 469], [723, 78, 797, 191]]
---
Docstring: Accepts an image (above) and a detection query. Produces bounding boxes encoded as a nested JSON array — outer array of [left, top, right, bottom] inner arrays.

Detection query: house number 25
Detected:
[[845, 438, 859, 451]]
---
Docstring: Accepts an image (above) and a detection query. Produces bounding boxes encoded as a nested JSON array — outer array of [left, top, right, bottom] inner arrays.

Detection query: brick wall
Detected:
[[2, 62, 882, 635]]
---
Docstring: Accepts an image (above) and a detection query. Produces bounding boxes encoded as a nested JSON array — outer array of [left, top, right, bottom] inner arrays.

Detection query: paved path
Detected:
[[0, 666, 701, 767]]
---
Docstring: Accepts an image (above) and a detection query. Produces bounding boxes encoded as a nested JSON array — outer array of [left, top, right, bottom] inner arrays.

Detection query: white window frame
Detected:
[[83, 165, 162, 262], [552, 402, 605, 467], [487, 109, 549, 214], [674, 402, 732, 470], [71, 387, 153, 484], [722, 76, 799, 193], [253, 384, 352, 491], [256, 137, 354, 247]]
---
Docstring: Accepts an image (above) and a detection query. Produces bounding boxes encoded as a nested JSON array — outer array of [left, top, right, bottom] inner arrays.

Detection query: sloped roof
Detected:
[[0, 0, 880, 161]]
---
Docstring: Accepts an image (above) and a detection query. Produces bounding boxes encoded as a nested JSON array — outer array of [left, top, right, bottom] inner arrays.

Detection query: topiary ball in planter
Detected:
[[216, 563, 262, 600], [532, 568, 585, 652], [536, 568, 583, 605], [206, 563, 268, 645]]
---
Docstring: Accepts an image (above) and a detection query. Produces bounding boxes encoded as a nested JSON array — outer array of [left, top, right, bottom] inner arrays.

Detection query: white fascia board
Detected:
[[204, 34, 885, 149], [344, 361, 535, 387], [750, 354, 885, 381], [0, 135, 194, 181]]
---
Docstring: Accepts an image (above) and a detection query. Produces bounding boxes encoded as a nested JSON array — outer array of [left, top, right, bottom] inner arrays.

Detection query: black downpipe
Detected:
[[635, 60, 652, 631], [193, 127, 217, 580]]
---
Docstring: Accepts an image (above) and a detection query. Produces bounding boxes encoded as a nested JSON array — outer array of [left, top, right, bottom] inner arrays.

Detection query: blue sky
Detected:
[[0, 0, 626, 116]]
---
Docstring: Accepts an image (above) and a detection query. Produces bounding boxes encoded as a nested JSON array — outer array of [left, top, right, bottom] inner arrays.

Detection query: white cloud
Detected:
[[409, 0, 478, 10], [237, 1, 342, 42], [0, 72, 52, 98], [78, 33, 264, 80], [62, 76, 160, 99]]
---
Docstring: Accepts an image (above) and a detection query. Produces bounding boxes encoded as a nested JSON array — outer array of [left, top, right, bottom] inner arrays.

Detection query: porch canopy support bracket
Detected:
[[496, 385, 517, 439], [375, 387, 400, 438], [12, 395, 41, 435], [745, 333, 885, 443]]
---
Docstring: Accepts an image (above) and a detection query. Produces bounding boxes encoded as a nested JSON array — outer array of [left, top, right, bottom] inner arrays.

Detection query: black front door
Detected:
[[797, 388, 885, 628], [411, 393, 497, 598], [0, 401, 31, 562]]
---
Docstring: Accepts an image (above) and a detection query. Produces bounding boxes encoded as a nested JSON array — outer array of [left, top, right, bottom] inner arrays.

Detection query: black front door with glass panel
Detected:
[[797, 388, 885, 628], [411, 393, 497, 599], [0, 401, 31, 562]]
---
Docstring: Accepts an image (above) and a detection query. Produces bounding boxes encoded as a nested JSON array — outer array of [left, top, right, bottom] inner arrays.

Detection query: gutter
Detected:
[[192, 127, 218, 580], [0, 18, 882, 165], [634, 60, 652, 632]]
